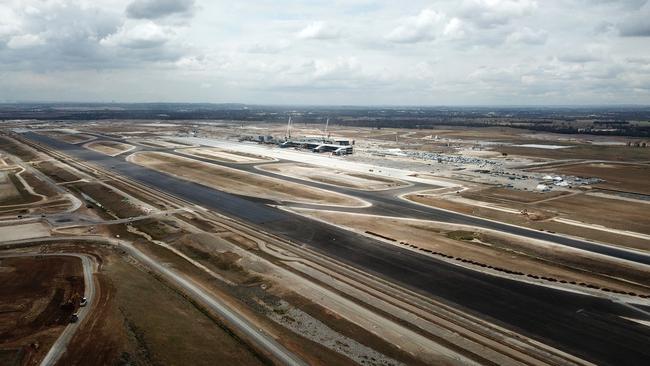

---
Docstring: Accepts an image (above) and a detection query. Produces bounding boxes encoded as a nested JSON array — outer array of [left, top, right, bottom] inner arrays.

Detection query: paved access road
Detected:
[[21, 132, 650, 366]]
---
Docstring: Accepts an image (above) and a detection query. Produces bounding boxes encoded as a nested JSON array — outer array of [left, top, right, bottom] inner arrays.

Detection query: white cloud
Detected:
[[7, 33, 44, 49], [386, 8, 444, 43], [443, 18, 465, 39], [100, 21, 174, 49], [297, 21, 340, 40], [459, 0, 538, 28], [0, 5, 21, 38], [506, 27, 547, 45]]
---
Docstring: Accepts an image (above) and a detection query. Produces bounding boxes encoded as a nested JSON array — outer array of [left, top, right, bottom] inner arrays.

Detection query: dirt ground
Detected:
[[290, 209, 650, 295], [536, 194, 650, 235], [0, 172, 20, 202], [21, 173, 59, 199], [461, 186, 569, 204], [0, 256, 84, 365], [129, 151, 367, 207], [460, 188, 650, 235], [33, 161, 80, 183], [0, 171, 42, 206], [0, 137, 43, 162], [0, 223, 50, 242], [533, 162, 650, 195], [406, 193, 650, 251], [179, 147, 274, 164], [84, 141, 134, 157], [497, 144, 650, 161], [258, 162, 409, 191]]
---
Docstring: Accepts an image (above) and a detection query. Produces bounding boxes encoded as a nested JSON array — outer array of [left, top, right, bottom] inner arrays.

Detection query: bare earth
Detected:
[[533, 162, 650, 195], [461, 187, 569, 204], [0, 256, 84, 365], [0, 172, 20, 201], [84, 141, 135, 157], [128, 151, 367, 207], [405, 193, 650, 251], [258, 162, 409, 191], [0, 223, 51, 241], [459, 187, 650, 235]]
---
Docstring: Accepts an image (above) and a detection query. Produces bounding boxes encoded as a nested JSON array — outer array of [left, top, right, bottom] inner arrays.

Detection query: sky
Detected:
[[0, 0, 649, 105]]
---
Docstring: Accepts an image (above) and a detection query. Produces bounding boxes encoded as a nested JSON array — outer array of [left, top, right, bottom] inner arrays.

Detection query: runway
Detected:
[[22, 132, 650, 366]]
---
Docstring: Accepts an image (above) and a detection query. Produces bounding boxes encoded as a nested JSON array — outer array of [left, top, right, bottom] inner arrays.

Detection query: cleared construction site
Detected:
[[0, 118, 649, 366]]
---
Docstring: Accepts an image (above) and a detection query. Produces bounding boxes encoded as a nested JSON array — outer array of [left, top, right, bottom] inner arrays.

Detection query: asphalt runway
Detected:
[[22, 132, 650, 365]]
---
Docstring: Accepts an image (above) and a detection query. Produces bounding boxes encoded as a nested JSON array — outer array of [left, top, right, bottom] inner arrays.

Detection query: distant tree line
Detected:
[[1, 103, 649, 137]]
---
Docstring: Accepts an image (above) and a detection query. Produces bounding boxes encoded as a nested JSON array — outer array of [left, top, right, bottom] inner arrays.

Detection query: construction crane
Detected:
[[285, 116, 293, 140], [323, 117, 330, 141]]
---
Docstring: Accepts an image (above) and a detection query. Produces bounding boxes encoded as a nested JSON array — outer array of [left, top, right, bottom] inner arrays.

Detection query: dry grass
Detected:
[[536, 194, 650, 235], [405, 194, 650, 251]]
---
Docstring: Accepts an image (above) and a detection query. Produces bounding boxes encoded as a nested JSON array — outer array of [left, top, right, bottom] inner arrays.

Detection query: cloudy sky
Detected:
[[1, 0, 649, 105]]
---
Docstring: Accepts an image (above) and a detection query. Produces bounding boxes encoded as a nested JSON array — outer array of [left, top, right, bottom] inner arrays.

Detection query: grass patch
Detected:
[[446, 230, 479, 241], [131, 219, 181, 241], [69, 182, 144, 219]]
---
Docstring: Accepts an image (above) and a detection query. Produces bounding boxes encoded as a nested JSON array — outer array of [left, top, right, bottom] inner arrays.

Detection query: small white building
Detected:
[[536, 184, 551, 192]]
